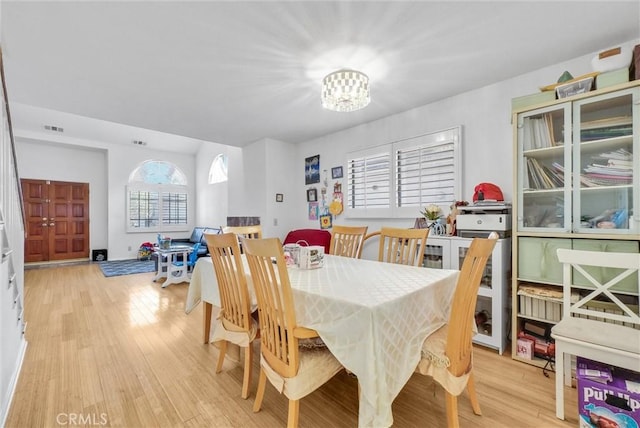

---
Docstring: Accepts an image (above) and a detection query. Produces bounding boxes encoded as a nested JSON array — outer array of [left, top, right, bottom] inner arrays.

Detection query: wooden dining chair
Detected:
[[415, 232, 498, 428], [329, 225, 368, 258], [242, 237, 343, 428], [223, 225, 263, 239], [365, 227, 429, 267], [204, 232, 258, 399]]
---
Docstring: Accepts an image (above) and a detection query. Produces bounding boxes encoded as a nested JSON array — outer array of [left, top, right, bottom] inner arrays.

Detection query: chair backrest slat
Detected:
[[557, 248, 640, 328], [243, 237, 300, 377], [376, 227, 429, 267], [329, 225, 368, 258], [205, 233, 253, 332], [446, 233, 498, 376]]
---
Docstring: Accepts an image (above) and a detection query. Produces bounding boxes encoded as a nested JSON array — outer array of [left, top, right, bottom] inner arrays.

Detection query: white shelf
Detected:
[[424, 235, 511, 354]]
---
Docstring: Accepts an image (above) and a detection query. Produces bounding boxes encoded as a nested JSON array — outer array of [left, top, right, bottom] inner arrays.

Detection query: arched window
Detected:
[[208, 154, 228, 184], [127, 160, 189, 232]]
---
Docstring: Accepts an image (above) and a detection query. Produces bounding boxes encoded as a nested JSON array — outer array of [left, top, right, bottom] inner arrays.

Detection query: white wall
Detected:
[[283, 39, 639, 241], [194, 142, 239, 229], [16, 138, 109, 251], [106, 144, 195, 260], [12, 38, 639, 260], [264, 138, 297, 240], [14, 128, 197, 260], [227, 138, 297, 240]]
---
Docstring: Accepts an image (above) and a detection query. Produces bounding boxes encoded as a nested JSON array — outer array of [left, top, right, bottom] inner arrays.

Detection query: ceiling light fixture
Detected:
[[321, 69, 370, 112]]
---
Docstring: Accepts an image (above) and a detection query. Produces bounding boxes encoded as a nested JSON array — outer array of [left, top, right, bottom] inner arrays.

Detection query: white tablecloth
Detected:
[[186, 255, 459, 428]]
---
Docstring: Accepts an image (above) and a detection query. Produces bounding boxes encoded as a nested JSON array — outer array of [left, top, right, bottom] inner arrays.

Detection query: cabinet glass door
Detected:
[[573, 89, 638, 234], [423, 238, 450, 269], [517, 103, 572, 232], [456, 245, 493, 289]]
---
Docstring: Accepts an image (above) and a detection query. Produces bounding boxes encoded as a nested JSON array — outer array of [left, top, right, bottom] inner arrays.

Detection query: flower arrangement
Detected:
[[420, 204, 442, 221]]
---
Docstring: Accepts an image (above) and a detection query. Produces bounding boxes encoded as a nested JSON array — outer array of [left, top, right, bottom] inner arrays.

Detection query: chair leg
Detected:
[[203, 302, 212, 344], [445, 392, 460, 428], [216, 341, 228, 374], [288, 399, 300, 428], [555, 344, 565, 420], [241, 344, 253, 399], [467, 373, 482, 416], [253, 368, 267, 413]]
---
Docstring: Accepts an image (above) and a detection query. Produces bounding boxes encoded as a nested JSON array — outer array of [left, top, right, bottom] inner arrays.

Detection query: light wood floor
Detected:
[[6, 263, 578, 427]]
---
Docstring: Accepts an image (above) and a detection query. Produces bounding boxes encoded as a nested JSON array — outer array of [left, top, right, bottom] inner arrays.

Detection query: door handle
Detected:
[[49, 223, 55, 226], [42, 223, 48, 227]]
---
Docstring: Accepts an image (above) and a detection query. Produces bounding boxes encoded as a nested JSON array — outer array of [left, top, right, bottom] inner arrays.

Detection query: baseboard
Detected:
[[0, 338, 28, 427]]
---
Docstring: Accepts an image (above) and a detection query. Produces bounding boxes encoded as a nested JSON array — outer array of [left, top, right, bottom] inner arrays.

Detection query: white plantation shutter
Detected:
[[395, 128, 460, 215], [346, 148, 392, 217], [346, 127, 461, 218]]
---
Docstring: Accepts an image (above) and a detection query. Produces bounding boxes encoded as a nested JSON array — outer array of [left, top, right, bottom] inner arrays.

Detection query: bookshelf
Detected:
[[511, 82, 640, 368]]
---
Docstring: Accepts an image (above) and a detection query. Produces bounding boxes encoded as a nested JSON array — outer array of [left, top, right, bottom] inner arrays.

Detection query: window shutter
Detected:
[[346, 149, 392, 217], [396, 140, 457, 207], [342, 127, 461, 219]]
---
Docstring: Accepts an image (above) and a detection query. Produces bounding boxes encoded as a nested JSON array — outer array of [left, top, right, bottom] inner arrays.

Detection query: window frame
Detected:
[[127, 183, 189, 233], [345, 126, 461, 219]]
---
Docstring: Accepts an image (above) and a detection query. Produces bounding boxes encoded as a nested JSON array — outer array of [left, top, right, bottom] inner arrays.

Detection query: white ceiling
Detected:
[[2, 1, 639, 150]]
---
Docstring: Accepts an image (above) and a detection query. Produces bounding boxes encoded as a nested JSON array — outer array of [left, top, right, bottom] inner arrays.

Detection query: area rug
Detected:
[[98, 259, 156, 277]]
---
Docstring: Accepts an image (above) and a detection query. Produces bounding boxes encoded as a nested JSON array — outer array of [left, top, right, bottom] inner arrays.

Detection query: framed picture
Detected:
[[414, 217, 428, 229], [320, 214, 333, 230], [306, 188, 317, 202], [305, 155, 320, 185], [331, 166, 343, 179], [308, 202, 318, 220], [275, 193, 283, 202]]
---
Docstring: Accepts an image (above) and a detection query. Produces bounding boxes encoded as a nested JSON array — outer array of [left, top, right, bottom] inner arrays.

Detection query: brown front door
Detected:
[[22, 179, 90, 262]]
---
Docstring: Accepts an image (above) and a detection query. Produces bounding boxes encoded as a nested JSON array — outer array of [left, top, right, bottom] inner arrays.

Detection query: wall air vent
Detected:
[[132, 140, 147, 146], [44, 125, 64, 132]]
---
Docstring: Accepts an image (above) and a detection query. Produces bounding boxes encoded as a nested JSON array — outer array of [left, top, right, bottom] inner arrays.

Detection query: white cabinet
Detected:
[[424, 235, 511, 354], [512, 82, 640, 368]]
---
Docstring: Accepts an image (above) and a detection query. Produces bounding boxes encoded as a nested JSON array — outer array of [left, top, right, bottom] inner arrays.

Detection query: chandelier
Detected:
[[321, 69, 370, 112]]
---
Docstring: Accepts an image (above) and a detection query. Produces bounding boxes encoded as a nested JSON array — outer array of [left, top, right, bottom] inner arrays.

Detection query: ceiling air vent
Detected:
[[44, 125, 64, 132], [132, 140, 147, 146]]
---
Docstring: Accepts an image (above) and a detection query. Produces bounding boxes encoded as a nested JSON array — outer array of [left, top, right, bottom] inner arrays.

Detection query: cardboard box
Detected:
[[516, 337, 533, 359], [596, 68, 630, 89], [576, 357, 640, 428]]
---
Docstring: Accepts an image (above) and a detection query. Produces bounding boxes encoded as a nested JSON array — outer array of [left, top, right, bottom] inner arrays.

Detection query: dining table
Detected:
[[185, 254, 459, 428]]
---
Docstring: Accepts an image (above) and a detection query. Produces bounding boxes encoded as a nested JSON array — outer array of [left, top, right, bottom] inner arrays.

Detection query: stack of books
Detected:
[[583, 148, 633, 186]]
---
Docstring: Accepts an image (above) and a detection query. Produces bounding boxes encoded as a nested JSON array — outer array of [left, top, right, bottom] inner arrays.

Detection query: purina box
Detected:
[[577, 357, 640, 428]]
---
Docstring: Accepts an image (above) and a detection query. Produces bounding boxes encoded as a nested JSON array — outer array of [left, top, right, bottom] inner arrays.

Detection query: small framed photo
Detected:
[[306, 188, 317, 202], [275, 193, 283, 202], [414, 217, 428, 229], [320, 214, 333, 230], [331, 166, 343, 179]]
